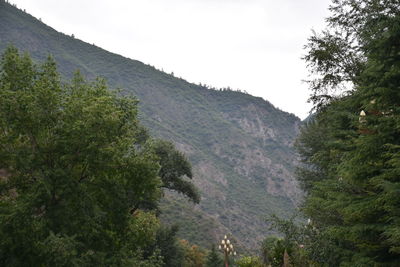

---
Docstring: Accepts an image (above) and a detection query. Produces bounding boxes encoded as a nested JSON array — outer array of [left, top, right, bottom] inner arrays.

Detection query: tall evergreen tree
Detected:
[[297, 0, 400, 265]]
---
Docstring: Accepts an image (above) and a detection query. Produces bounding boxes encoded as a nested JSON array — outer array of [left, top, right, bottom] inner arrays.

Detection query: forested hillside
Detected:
[[0, 1, 301, 250]]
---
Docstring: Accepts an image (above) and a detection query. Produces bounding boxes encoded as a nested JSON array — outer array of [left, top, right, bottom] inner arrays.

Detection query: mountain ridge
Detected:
[[0, 1, 301, 250]]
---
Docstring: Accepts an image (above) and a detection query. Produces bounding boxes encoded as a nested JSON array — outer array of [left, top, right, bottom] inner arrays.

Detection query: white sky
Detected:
[[9, 0, 331, 119]]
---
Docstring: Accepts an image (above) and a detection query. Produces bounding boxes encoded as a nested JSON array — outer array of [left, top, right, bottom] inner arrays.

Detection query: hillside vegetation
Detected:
[[0, 1, 301, 250]]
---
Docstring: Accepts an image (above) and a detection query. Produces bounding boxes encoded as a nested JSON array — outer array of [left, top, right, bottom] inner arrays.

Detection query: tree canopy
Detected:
[[0, 46, 199, 266]]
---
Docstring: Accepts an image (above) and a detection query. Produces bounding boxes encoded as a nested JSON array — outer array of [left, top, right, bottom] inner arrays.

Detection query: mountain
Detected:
[[0, 1, 301, 250]]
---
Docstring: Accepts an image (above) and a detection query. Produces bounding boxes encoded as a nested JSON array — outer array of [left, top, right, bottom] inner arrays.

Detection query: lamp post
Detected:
[[218, 235, 236, 267]]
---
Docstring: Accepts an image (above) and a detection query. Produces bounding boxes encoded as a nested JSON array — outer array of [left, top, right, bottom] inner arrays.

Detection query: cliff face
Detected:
[[0, 2, 302, 250], [149, 87, 302, 249]]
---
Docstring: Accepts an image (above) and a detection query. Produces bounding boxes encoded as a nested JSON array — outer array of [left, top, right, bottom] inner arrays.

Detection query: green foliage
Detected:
[[297, 0, 400, 265], [262, 236, 288, 267], [126, 211, 160, 251], [267, 215, 339, 267], [38, 232, 84, 266], [236, 256, 264, 267], [0, 46, 177, 266], [205, 245, 223, 267], [304, 0, 400, 110], [180, 239, 206, 267], [147, 225, 186, 267], [152, 139, 200, 204]]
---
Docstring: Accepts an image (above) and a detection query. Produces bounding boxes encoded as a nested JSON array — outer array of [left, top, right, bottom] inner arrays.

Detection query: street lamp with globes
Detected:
[[218, 235, 236, 267]]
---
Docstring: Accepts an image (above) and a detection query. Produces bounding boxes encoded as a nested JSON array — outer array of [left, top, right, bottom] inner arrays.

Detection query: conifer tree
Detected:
[[205, 245, 223, 267], [297, 0, 400, 265]]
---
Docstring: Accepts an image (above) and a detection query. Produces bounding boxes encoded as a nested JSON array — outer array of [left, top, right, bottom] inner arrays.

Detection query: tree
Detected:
[[145, 225, 185, 267], [180, 239, 206, 267], [152, 139, 200, 204], [297, 0, 400, 265], [0, 46, 187, 266], [205, 245, 223, 267], [235, 256, 263, 267], [304, 0, 399, 110], [267, 215, 340, 266], [127, 137, 200, 213]]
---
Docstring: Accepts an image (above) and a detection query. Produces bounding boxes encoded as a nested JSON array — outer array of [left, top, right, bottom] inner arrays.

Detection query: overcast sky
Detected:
[[9, 0, 331, 119]]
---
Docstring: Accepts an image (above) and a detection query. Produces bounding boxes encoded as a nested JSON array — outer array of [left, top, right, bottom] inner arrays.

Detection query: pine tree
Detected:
[[297, 0, 400, 265], [205, 245, 223, 267]]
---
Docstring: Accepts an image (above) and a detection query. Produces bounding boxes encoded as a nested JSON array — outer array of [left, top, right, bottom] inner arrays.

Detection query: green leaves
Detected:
[[205, 245, 223, 267], [151, 139, 200, 204], [0, 46, 198, 266]]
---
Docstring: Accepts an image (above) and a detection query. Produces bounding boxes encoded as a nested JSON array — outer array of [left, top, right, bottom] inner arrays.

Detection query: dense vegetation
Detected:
[[0, 46, 204, 266], [4, 0, 398, 265], [0, 0, 301, 250], [296, 0, 400, 265]]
